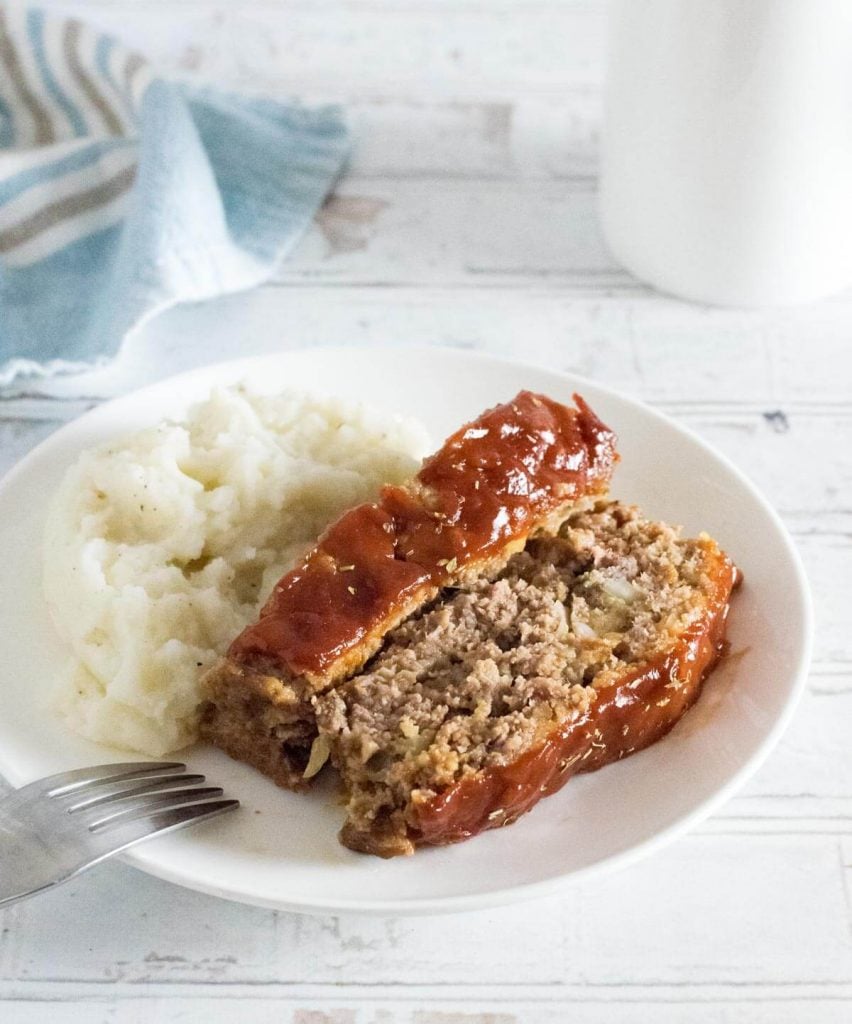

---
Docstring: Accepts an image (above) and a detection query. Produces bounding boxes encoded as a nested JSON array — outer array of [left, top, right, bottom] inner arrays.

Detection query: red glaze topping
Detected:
[[229, 391, 617, 677], [411, 557, 739, 848]]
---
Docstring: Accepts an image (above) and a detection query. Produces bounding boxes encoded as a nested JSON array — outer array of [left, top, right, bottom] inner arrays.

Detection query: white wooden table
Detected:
[[2, 2, 851, 1021]]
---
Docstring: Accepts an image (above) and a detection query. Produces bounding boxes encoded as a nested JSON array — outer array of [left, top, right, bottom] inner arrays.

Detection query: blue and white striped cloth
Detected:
[[0, 6, 350, 385]]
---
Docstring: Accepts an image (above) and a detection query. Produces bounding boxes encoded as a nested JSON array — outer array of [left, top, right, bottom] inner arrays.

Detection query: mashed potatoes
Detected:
[[44, 386, 429, 756]]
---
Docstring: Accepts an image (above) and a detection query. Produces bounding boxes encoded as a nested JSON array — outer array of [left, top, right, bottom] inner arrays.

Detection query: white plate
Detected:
[[0, 346, 812, 915]]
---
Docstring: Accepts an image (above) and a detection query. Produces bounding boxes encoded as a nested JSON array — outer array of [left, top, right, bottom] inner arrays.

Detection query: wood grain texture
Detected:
[[2, 833, 850, 985], [2, 1, 850, 1021]]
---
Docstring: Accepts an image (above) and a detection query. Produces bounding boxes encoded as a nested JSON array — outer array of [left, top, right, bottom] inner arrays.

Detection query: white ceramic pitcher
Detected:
[[599, 0, 852, 306]]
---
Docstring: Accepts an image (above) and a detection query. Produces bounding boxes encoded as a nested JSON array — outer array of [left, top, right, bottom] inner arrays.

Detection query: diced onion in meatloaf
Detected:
[[314, 500, 738, 857]]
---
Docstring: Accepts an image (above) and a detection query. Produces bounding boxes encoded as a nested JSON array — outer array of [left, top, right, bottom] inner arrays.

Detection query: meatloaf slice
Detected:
[[314, 501, 739, 857], [199, 391, 617, 789]]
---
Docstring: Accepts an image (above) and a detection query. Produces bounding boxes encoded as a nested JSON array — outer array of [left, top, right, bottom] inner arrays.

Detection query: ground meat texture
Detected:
[[199, 391, 617, 788], [313, 500, 738, 857]]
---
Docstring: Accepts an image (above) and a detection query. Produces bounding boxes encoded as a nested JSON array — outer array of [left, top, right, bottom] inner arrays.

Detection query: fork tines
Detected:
[[46, 762, 236, 833]]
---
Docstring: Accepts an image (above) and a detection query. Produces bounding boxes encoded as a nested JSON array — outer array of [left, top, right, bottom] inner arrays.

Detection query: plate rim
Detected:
[[0, 344, 814, 915]]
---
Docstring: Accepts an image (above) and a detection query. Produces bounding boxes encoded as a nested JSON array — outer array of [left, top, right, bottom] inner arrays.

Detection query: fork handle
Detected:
[[0, 797, 238, 908], [0, 813, 70, 907]]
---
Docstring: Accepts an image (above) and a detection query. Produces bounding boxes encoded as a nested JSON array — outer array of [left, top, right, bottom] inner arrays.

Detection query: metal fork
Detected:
[[0, 762, 238, 908]]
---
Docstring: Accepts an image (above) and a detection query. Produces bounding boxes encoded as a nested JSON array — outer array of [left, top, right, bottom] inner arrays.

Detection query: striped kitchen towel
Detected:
[[0, 6, 350, 385]]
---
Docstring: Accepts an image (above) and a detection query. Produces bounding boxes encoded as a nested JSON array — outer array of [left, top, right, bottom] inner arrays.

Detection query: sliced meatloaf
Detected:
[[314, 501, 739, 857], [199, 391, 617, 788]]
